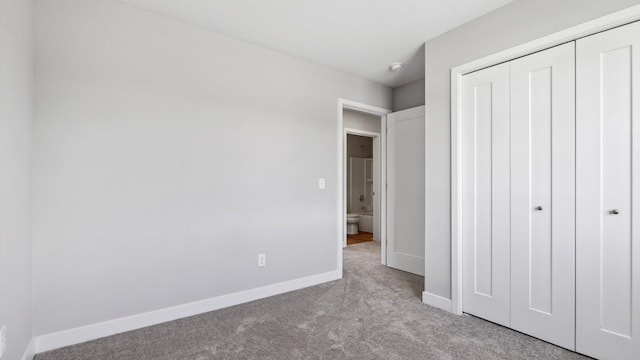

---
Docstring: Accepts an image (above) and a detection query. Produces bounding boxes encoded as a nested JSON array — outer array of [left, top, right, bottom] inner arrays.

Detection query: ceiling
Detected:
[[118, 0, 513, 87]]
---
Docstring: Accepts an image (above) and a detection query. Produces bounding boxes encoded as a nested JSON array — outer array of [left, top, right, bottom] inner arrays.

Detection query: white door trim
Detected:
[[450, 4, 640, 315], [338, 99, 390, 274], [344, 128, 380, 137]]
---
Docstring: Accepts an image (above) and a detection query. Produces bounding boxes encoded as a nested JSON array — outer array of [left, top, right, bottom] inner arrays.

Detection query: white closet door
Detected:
[[510, 42, 576, 350], [576, 21, 640, 360], [386, 106, 425, 276], [461, 63, 510, 326]]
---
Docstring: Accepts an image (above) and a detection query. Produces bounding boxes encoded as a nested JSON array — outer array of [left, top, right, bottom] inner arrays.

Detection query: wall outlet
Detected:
[[318, 178, 326, 190], [258, 253, 266, 267], [0, 325, 6, 358]]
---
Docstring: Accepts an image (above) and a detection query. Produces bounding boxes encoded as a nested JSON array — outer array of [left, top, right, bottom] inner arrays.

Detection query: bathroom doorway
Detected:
[[338, 99, 390, 271], [345, 133, 379, 245]]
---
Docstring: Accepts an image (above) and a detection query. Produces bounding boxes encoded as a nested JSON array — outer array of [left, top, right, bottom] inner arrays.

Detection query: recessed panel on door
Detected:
[[461, 63, 510, 327], [386, 106, 425, 276], [576, 20, 640, 360], [510, 42, 576, 350]]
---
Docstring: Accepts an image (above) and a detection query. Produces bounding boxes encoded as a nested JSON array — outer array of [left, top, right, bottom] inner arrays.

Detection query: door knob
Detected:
[[610, 209, 620, 215], [534, 206, 543, 211]]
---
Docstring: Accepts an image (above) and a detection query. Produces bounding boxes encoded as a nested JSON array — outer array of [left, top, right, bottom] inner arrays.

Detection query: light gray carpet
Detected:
[[36, 242, 588, 359]]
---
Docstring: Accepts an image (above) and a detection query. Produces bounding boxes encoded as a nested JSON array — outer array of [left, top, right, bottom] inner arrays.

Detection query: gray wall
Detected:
[[343, 109, 381, 133], [33, 0, 392, 336], [425, 0, 640, 299], [392, 78, 425, 111], [0, 0, 34, 358]]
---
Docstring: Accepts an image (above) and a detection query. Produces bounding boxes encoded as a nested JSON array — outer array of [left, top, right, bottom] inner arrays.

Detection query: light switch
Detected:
[[0, 325, 5, 357], [319, 178, 326, 190]]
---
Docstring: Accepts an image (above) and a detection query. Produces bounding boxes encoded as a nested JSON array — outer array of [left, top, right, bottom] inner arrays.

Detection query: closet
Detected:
[[460, 21, 639, 360]]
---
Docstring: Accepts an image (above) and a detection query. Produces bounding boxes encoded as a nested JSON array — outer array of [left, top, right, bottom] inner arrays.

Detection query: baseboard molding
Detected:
[[422, 291, 453, 313], [35, 270, 341, 354], [20, 338, 36, 360]]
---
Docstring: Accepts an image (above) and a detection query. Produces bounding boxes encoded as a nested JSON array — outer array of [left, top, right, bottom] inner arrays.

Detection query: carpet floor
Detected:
[[36, 242, 588, 360]]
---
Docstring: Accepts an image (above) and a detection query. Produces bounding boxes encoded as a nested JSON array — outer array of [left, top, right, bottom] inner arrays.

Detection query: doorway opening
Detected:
[[345, 133, 378, 246], [337, 99, 390, 274], [337, 99, 426, 280]]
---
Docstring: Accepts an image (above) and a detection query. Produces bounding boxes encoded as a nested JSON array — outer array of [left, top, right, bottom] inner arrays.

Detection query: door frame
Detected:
[[450, 5, 640, 315], [338, 99, 390, 275]]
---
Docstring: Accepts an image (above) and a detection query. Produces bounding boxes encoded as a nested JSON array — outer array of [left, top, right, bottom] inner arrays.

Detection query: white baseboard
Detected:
[[35, 270, 341, 354], [422, 291, 453, 313], [20, 338, 36, 360]]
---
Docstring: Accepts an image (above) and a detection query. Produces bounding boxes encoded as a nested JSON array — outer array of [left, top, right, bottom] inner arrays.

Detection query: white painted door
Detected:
[[386, 106, 425, 276], [510, 42, 576, 350], [461, 63, 511, 327], [373, 138, 380, 241], [576, 21, 640, 360]]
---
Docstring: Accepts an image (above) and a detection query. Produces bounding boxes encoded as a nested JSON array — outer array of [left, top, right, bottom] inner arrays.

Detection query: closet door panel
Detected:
[[510, 42, 576, 350], [461, 63, 510, 326], [577, 20, 640, 360]]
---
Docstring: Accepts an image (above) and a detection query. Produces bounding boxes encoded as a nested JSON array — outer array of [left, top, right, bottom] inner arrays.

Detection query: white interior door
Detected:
[[510, 42, 576, 350], [373, 138, 380, 241], [386, 106, 425, 276], [461, 63, 511, 327], [576, 21, 640, 360]]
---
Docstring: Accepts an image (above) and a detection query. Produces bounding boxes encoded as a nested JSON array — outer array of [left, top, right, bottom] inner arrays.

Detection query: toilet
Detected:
[[346, 213, 360, 235]]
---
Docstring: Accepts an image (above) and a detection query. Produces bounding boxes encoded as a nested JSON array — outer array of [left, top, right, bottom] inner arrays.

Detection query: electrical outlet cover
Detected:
[[258, 253, 266, 267]]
